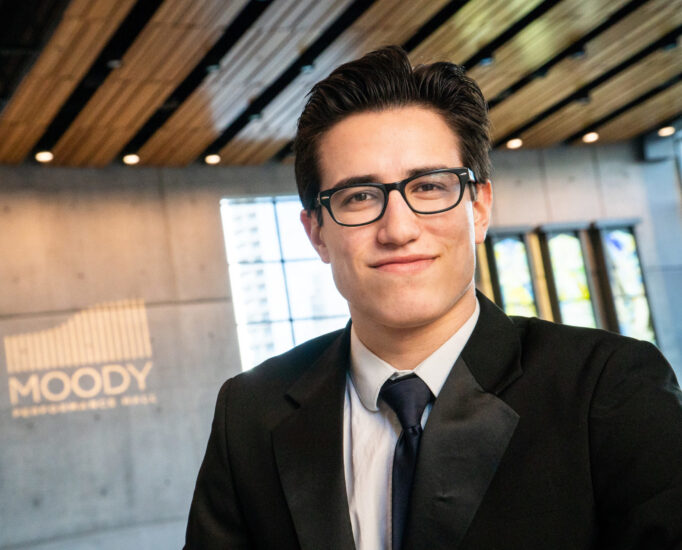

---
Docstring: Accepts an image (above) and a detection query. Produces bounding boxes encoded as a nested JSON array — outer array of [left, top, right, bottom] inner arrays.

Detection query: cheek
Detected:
[[324, 232, 371, 291]]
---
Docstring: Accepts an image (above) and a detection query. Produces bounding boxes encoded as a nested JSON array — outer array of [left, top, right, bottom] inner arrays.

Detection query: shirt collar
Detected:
[[349, 299, 480, 412]]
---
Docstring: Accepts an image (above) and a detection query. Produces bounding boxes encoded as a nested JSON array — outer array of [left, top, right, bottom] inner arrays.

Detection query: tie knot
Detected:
[[380, 374, 432, 430]]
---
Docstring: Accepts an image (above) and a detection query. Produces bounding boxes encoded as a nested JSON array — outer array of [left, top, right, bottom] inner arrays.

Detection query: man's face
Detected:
[[301, 106, 492, 332]]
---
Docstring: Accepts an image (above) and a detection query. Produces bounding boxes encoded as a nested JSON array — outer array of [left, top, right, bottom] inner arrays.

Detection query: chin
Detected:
[[365, 297, 455, 330]]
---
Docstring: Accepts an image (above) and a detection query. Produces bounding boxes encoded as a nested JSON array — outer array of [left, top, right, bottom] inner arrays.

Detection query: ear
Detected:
[[473, 180, 492, 244], [300, 209, 330, 263]]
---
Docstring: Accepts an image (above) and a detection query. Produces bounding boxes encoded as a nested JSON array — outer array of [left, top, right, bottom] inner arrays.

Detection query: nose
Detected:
[[376, 189, 421, 245]]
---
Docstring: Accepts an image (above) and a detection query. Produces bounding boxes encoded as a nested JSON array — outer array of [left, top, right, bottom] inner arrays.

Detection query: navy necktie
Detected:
[[380, 374, 433, 550]]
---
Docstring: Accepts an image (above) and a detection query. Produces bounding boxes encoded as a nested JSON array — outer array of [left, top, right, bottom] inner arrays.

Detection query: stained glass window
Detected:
[[221, 197, 349, 370], [492, 236, 538, 317], [546, 232, 596, 328], [602, 228, 655, 343]]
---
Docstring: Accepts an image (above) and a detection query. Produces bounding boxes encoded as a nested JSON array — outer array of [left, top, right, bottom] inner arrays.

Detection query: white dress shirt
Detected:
[[343, 300, 480, 550]]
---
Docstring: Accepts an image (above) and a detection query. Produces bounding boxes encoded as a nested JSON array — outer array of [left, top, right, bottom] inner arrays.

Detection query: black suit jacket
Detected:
[[185, 294, 682, 549]]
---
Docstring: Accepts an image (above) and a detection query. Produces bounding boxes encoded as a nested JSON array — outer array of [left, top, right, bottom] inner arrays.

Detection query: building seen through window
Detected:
[[221, 197, 348, 370]]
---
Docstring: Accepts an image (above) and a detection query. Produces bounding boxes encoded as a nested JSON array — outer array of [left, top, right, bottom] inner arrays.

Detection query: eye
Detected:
[[414, 181, 446, 192], [334, 186, 383, 209], [345, 191, 371, 203]]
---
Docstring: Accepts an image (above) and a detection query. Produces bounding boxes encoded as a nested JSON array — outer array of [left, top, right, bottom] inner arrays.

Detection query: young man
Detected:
[[185, 47, 682, 550]]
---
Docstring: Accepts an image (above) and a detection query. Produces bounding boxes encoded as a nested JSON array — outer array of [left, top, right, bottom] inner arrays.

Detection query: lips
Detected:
[[370, 255, 436, 273]]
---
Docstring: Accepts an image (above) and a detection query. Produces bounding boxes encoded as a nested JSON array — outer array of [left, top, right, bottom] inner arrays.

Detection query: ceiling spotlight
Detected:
[[123, 154, 140, 165], [506, 138, 523, 149], [35, 151, 54, 163], [205, 154, 221, 165], [532, 67, 549, 79], [569, 45, 587, 59], [575, 92, 590, 105], [662, 39, 679, 52], [478, 55, 495, 67], [657, 126, 676, 137], [582, 131, 599, 144]]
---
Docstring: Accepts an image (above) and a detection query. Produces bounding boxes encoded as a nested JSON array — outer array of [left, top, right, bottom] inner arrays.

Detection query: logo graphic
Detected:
[[5, 299, 156, 418]]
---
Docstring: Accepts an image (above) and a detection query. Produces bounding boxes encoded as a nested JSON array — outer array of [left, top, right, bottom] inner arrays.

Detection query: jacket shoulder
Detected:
[[509, 315, 658, 361], [238, 327, 345, 385], [214, 327, 346, 418]]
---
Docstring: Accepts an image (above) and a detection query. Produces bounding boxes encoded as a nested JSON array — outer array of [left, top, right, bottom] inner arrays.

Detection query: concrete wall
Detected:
[[0, 141, 680, 548], [0, 165, 296, 550]]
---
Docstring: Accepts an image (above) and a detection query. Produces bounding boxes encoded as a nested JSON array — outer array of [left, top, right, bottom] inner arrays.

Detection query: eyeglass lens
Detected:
[[329, 171, 462, 225]]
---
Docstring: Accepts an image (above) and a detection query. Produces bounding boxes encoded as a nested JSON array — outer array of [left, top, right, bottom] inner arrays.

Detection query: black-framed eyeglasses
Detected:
[[315, 167, 478, 227]]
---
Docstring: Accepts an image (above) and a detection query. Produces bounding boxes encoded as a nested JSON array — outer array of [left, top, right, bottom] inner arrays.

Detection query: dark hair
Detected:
[[294, 45, 490, 212]]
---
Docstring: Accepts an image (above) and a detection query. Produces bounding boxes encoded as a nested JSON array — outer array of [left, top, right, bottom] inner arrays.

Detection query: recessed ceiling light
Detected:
[[205, 154, 221, 165], [582, 131, 599, 144], [35, 151, 53, 163], [658, 126, 676, 137], [506, 138, 523, 149], [123, 154, 140, 165]]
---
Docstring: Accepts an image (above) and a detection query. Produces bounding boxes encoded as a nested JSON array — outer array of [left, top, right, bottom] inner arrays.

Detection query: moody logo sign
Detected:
[[4, 299, 157, 418]]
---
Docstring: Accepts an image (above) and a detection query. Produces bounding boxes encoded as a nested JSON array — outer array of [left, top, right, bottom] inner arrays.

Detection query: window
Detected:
[[544, 231, 597, 328], [488, 235, 538, 317], [221, 197, 349, 370], [599, 227, 656, 343]]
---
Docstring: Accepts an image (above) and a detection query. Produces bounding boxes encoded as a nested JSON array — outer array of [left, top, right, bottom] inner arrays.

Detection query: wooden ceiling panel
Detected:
[[521, 46, 682, 147], [138, 0, 355, 166], [468, 0, 631, 100], [409, 0, 545, 65], [0, 0, 678, 168], [218, 0, 453, 165], [596, 80, 682, 142], [50, 0, 248, 166], [0, 0, 136, 163], [489, 0, 682, 142]]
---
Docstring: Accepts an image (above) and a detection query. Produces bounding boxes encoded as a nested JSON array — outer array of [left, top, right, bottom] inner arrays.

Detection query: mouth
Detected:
[[370, 255, 436, 273]]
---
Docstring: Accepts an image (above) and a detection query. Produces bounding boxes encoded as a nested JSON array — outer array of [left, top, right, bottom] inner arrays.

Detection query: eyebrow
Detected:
[[329, 165, 452, 189]]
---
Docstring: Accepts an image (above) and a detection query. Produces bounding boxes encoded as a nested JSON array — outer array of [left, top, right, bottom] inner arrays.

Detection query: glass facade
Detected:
[[221, 197, 348, 371]]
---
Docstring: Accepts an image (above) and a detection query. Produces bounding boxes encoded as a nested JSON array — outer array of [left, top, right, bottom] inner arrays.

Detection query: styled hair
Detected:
[[294, 45, 490, 212]]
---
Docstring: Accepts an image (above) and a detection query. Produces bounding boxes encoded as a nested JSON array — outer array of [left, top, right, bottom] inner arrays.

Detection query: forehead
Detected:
[[317, 106, 462, 190]]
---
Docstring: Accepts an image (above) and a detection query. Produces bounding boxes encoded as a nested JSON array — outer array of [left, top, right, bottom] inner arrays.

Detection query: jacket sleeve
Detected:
[[589, 339, 682, 549], [184, 378, 252, 549]]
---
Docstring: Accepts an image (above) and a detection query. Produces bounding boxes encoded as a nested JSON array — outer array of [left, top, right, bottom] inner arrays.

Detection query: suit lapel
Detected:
[[272, 328, 356, 550], [405, 294, 523, 549]]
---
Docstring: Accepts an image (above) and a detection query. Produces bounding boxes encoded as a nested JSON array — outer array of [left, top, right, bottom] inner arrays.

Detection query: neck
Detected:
[[351, 287, 477, 370]]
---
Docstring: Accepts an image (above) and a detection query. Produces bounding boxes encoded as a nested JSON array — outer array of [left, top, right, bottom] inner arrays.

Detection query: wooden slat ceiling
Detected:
[[590, 80, 682, 142], [0, 0, 679, 168], [489, 0, 682, 142], [139, 0, 358, 165], [50, 0, 249, 166], [0, 0, 136, 163], [216, 0, 455, 165]]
